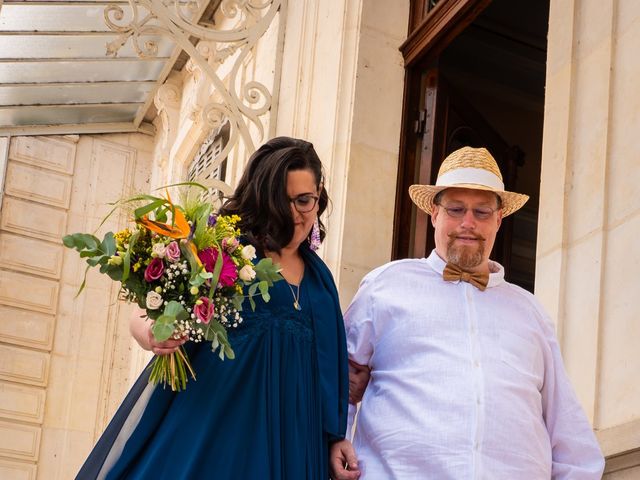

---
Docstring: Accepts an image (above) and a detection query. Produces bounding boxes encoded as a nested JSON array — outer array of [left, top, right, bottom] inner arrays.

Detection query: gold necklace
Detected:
[[286, 281, 302, 311]]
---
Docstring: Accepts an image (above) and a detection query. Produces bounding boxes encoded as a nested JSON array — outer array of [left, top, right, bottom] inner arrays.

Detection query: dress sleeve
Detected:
[[344, 273, 377, 367], [538, 311, 605, 479]]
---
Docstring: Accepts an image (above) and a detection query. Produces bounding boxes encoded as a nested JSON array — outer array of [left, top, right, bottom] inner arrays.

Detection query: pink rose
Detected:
[[194, 297, 214, 324], [222, 237, 239, 253], [198, 247, 238, 287], [165, 241, 181, 263], [144, 257, 164, 282]]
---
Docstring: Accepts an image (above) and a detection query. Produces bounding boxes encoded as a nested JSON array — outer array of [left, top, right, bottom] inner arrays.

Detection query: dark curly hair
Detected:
[[219, 136, 329, 254]]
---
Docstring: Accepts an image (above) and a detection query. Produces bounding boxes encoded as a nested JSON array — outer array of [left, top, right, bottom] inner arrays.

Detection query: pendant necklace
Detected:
[[287, 281, 302, 311]]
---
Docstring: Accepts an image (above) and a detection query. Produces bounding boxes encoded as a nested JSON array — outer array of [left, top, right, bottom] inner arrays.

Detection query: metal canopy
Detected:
[[0, 0, 187, 136]]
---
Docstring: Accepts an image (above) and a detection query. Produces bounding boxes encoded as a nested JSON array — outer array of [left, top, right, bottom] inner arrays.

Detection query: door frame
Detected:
[[392, 0, 491, 259]]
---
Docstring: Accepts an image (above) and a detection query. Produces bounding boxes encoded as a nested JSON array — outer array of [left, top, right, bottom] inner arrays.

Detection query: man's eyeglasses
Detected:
[[289, 194, 319, 213], [438, 204, 499, 221]]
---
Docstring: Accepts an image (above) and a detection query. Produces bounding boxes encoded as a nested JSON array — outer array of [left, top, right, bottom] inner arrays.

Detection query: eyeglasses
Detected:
[[438, 204, 499, 221], [289, 194, 319, 213]]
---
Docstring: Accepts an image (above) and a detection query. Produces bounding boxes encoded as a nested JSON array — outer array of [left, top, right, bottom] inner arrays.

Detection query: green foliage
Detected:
[[151, 301, 188, 342], [62, 232, 117, 295], [254, 257, 283, 284]]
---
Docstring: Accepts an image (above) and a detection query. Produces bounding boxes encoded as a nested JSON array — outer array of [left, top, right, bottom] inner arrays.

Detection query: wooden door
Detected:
[[393, 65, 524, 277]]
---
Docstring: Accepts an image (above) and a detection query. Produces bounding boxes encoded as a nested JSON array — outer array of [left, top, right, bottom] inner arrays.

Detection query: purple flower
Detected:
[[144, 257, 165, 282], [208, 214, 218, 227], [198, 247, 238, 287], [194, 297, 214, 324], [165, 241, 181, 263]]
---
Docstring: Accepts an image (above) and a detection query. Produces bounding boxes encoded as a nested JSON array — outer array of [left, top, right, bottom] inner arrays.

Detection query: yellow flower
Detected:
[[114, 229, 132, 248]]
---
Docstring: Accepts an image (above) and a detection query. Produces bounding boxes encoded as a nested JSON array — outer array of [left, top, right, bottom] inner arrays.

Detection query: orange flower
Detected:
[[137, 191, 190, 239]]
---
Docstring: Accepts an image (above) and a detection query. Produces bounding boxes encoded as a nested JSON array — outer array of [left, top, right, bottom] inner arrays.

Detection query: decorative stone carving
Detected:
[[154, 70, 183, 168]]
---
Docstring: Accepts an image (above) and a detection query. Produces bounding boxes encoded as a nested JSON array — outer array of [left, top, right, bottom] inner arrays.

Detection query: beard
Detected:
[[446, 233, 485, 270]]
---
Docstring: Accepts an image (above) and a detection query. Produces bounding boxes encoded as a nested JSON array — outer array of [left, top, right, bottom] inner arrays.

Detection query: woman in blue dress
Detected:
[[76, 137, 349, 479]]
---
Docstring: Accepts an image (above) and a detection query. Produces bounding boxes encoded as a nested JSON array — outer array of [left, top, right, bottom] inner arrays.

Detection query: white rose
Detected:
[[146, 291, 163, 310], [238, 265, 256, 281], [151, 243, 166, 258], [241, 245, 256, 260]]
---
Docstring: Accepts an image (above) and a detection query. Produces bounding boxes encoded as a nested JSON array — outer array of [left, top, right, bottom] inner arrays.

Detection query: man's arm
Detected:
[[540, 318, 605, 479], [349, 360, 370, 404]]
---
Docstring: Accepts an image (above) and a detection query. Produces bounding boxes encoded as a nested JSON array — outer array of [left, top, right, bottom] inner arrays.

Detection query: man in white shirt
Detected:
[[330, 147, 605, 479]]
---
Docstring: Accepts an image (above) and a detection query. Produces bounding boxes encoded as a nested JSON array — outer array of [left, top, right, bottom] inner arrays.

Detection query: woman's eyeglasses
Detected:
[[438, 204, 498, 221], [289, 194, 319, 213]]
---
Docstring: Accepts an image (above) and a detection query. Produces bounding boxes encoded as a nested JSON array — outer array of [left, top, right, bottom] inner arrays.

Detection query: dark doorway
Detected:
[[393, 0, 549, 292]]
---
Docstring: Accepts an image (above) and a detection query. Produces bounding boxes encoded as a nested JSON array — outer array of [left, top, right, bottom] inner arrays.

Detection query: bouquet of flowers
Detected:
[[63, 183, 281, 391]]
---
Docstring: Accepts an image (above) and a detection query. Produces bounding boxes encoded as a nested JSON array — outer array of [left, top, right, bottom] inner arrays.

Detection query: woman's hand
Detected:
[[329, 439, 360, 480], [145, 328, 188, 356], [129, 306, 187, 355]]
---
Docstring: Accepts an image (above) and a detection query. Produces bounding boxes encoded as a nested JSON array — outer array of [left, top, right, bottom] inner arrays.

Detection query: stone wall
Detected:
[[539, 0, 640, 475], [0, 134, 153, 479]]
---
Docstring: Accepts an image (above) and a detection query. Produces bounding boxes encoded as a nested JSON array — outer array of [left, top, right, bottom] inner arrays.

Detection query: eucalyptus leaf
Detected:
[[151, 316, 175, 342], [164, 300, 186, 317], [62, 235, 76, 248], [101, 232, 116, 256], [248, 282, 259, 298], [87, 257, 103, 267], [232, 293, 244, 312], [210, 333, 219, 351], [254, 258, 284, 285], [224, 345, 235, 360], [258, 280, 270, 303]]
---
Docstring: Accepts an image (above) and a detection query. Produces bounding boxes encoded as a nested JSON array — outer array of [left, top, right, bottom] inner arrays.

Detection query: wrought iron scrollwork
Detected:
[[104, 0, 282, 161]]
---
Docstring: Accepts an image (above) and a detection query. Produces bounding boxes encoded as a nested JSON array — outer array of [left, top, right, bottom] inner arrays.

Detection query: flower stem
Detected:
[[148, 346, 196, 392]]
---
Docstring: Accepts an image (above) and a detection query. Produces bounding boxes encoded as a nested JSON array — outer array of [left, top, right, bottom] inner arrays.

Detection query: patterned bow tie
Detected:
[[442, 263, 489, 291]]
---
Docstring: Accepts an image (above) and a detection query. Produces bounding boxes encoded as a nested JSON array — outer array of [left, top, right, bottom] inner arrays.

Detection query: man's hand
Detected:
[[349, 360, 370, 404], [330, 439, 360, 480]]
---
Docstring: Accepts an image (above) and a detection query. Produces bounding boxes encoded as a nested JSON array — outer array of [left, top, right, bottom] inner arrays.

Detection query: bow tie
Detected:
[[442, 263, 489, 291]]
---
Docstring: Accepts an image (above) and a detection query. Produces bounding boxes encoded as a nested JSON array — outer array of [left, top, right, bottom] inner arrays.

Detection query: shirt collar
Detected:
[[425, 250, 505, 289]]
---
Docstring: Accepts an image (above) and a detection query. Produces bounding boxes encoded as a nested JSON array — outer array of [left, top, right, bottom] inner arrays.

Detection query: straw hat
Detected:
[[408, 146, 529, 217]]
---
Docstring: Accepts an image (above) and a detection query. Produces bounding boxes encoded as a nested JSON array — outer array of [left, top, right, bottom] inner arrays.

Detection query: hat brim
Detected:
[[408, 183, 529, 217]]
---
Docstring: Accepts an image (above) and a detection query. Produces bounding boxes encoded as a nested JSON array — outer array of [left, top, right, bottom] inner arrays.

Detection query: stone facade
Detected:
[[0, 134, 153, 479], [538, 1, 640, 476]]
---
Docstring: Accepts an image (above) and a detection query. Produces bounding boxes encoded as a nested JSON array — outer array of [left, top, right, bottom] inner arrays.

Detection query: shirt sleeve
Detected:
[[344, 272, 377, 366], [344, 273, 377, 437], [538, 314, 605, 479]]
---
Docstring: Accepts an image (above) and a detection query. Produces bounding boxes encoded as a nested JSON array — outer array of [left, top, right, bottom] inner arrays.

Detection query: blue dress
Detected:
[[77, 247, 348, 479]]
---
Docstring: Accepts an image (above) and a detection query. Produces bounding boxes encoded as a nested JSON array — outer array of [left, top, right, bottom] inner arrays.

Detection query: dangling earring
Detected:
[[309, 218, 321, 251]]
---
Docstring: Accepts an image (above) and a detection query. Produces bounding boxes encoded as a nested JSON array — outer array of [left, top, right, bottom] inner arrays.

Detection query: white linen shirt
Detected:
[[346, 251, 604, 479]]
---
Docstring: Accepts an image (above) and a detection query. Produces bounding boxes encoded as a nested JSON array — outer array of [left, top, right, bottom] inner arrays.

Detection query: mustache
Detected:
[[447, 232, 486, 242]]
